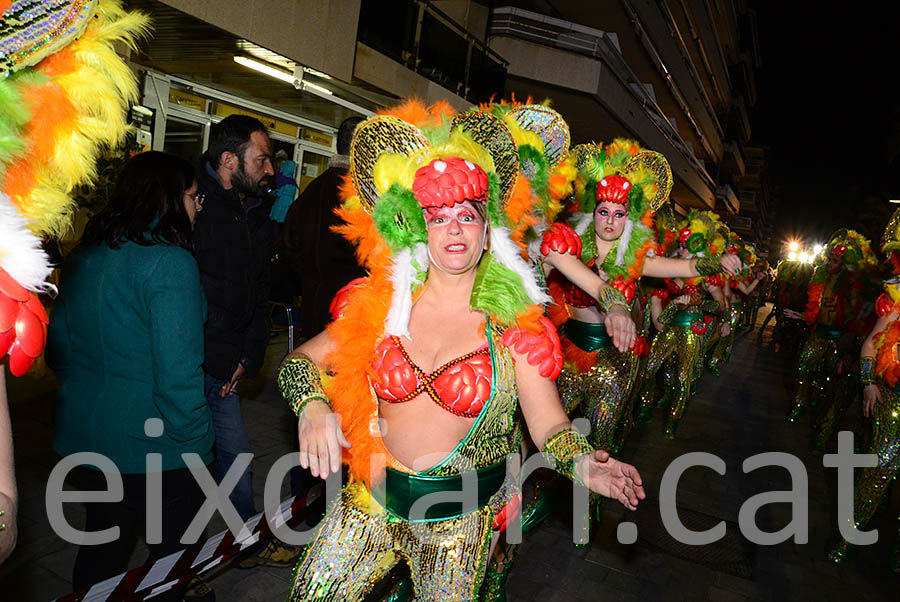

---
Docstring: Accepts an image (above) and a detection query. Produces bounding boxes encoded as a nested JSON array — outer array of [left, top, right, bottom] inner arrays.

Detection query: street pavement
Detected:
[[1, 304, 898, 601]]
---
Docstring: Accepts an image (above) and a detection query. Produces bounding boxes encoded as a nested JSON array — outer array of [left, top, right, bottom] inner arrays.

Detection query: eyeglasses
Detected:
[[186, 192, 205, 206]]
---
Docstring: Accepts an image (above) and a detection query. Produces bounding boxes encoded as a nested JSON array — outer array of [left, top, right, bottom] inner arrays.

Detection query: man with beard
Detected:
[[193, 116, 298, 568]]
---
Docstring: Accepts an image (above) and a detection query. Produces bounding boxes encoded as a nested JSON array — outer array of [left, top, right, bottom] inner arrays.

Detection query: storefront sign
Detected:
[[212, 102, 297, 137], [301, 128, 333, 148], [168, 89, 206, 112]]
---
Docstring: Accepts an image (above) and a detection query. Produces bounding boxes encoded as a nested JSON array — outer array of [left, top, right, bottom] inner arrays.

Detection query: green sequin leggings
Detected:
[[829, 385, 900, 561], [788, 332, 838, 422], [558, 347, 638, 452], [288, 481, 494, 602], [638, 325, 702, 438]]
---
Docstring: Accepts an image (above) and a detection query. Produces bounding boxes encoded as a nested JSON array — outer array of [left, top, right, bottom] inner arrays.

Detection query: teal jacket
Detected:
[[48, 242, 214, 473]]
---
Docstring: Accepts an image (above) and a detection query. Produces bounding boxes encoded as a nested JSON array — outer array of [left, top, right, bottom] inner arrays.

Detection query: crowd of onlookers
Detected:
[[43, 113, 363, 601]]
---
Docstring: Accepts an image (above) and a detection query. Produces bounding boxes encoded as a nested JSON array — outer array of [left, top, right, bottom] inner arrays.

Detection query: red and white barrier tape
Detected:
[[52, 487, 321, 602]]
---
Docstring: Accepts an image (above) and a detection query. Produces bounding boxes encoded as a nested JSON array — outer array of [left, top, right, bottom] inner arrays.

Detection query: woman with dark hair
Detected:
[[47, 151, 213, 598]]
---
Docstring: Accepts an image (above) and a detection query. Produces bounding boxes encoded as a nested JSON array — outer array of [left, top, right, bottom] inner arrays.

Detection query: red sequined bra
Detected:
[[371, 336, 492, 418]]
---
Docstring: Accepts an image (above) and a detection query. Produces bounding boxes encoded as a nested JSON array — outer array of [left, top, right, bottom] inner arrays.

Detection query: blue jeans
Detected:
[[204, 374, 255, 521]]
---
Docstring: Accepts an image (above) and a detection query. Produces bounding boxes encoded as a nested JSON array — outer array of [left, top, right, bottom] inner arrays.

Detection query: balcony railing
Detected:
[[489, 6, 716, 193], [357, 0, 508, 103]]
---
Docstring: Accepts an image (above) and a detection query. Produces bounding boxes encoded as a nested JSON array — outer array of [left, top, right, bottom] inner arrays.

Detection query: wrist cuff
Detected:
[[277, 354, 332, 417], [543, 428, 594, 484]]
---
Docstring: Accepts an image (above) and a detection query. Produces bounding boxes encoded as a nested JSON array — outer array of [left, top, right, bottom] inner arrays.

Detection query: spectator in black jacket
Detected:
[[282, 116, 366, 338], [193, 115, 274, 525]]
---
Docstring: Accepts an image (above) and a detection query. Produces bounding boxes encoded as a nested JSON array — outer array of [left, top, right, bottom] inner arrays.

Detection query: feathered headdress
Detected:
[[676, 210, 726, 259], [0, 0, 149, 375], [323, 99, 559, 486], [480, 101, 575, 261], [567, 141, 673, 285]]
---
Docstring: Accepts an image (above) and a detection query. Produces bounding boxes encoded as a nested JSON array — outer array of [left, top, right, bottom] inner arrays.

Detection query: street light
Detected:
[[798, 252, 808, 263], [813, 244, 823, 254], [789, 241, 799, 252], [807, 254, 815, 264], [788, 252, 797, 260]]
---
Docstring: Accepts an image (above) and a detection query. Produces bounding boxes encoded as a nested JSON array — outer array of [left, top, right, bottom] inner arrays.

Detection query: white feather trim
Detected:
[[614, 219, 635, 266], [572, 212, 593, 236], [384, 243, 428, 338], [489, 225, 551, 305], [528, 222, 548, 263], [0, 193, 55, 293]]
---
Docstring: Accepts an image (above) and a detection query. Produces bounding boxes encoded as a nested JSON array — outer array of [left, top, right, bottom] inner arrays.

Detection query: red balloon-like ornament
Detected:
[[0, 267, 49, 376]]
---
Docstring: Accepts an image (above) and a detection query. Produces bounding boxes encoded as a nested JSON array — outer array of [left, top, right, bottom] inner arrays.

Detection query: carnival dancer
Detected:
[[828, 209, 900, 572], [767, 258, 813, 356], [0, 0, 148, 569], [742, 259, 770, 330], [539, 144, 741, 451], [787, 229, 876, 423], [637, 210, 731, 438], [708, 236, 762, 374], [277, 101, 646, 602]]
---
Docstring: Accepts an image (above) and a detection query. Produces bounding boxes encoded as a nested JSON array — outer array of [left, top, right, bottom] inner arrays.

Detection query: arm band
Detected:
[[657, 302, 679, 326], [860, 356, 877, 387], [543, 428, 594, 484], [277, 354, 331, 417], [694, 256, 722, 277], [598, 285, 629, 314]]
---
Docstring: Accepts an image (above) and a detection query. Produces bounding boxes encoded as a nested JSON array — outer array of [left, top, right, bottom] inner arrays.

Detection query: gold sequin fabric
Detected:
[[349, 116, 431, 213], [508, 105, 571, 168], [0, 0, 96, 76], [277, 355, 328, 417], [637, 324, 702, 438], [830, 384, 900, 558], [542, 428, 594, 483], [558, 346, 638, 451], [622, 150, 674, 212], [708, 306, 741, 373], [787, 332, 839, 422], [288, 327, 522, 601], [288, 481, 495, 602], [451, 110, 519, 208]]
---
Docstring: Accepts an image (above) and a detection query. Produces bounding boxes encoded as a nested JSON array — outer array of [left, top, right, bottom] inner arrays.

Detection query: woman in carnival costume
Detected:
[[769, 257, 813, 356], [828, 208, 900, 571], [787, 229, 876, 424], [707, 235, 763, 374], [637, 210, 731, 438], [538, 143, 740, 451], [0, 0, 148, 565], [276, 100, 646, 602]]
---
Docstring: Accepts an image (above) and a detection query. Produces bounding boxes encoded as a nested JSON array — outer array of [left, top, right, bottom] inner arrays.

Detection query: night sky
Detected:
[[752, 3, 900, 253]]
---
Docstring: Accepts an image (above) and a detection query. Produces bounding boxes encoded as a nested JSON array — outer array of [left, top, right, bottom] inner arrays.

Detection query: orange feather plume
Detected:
[[326, 200, 393, 487], [377, 97, 454, 129], [805, 282, 825, 325], [561, 336, 599, 373], [874, 321, 900, 387]]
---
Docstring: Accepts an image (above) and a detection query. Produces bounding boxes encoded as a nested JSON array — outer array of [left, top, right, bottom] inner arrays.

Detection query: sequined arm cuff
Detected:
[[543, 428, 594, 485], [694, 256, 722, 277], [860, 356, 877, 387], [598, 286, 629, 314], [657, 302, 680, 326], [277, 355, 331, 417], [699, 300, 723, 314]]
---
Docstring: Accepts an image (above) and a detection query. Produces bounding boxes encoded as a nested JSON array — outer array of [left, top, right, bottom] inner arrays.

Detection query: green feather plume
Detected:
[[470, 252, 533, 325], [371, 183, 427, 251]]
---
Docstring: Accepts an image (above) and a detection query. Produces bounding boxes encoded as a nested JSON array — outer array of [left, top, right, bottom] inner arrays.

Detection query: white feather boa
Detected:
[[572, 212, 593, 236], [489, 225, 551, 305], [384, 242, 429, 338], [0, 192, 55, 293], [614, 219, 635, 266]]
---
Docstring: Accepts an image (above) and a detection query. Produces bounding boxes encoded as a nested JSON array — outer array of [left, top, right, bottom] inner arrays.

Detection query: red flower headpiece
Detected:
[[412, 157, 488, 209], [596, 174, 631, 206]]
